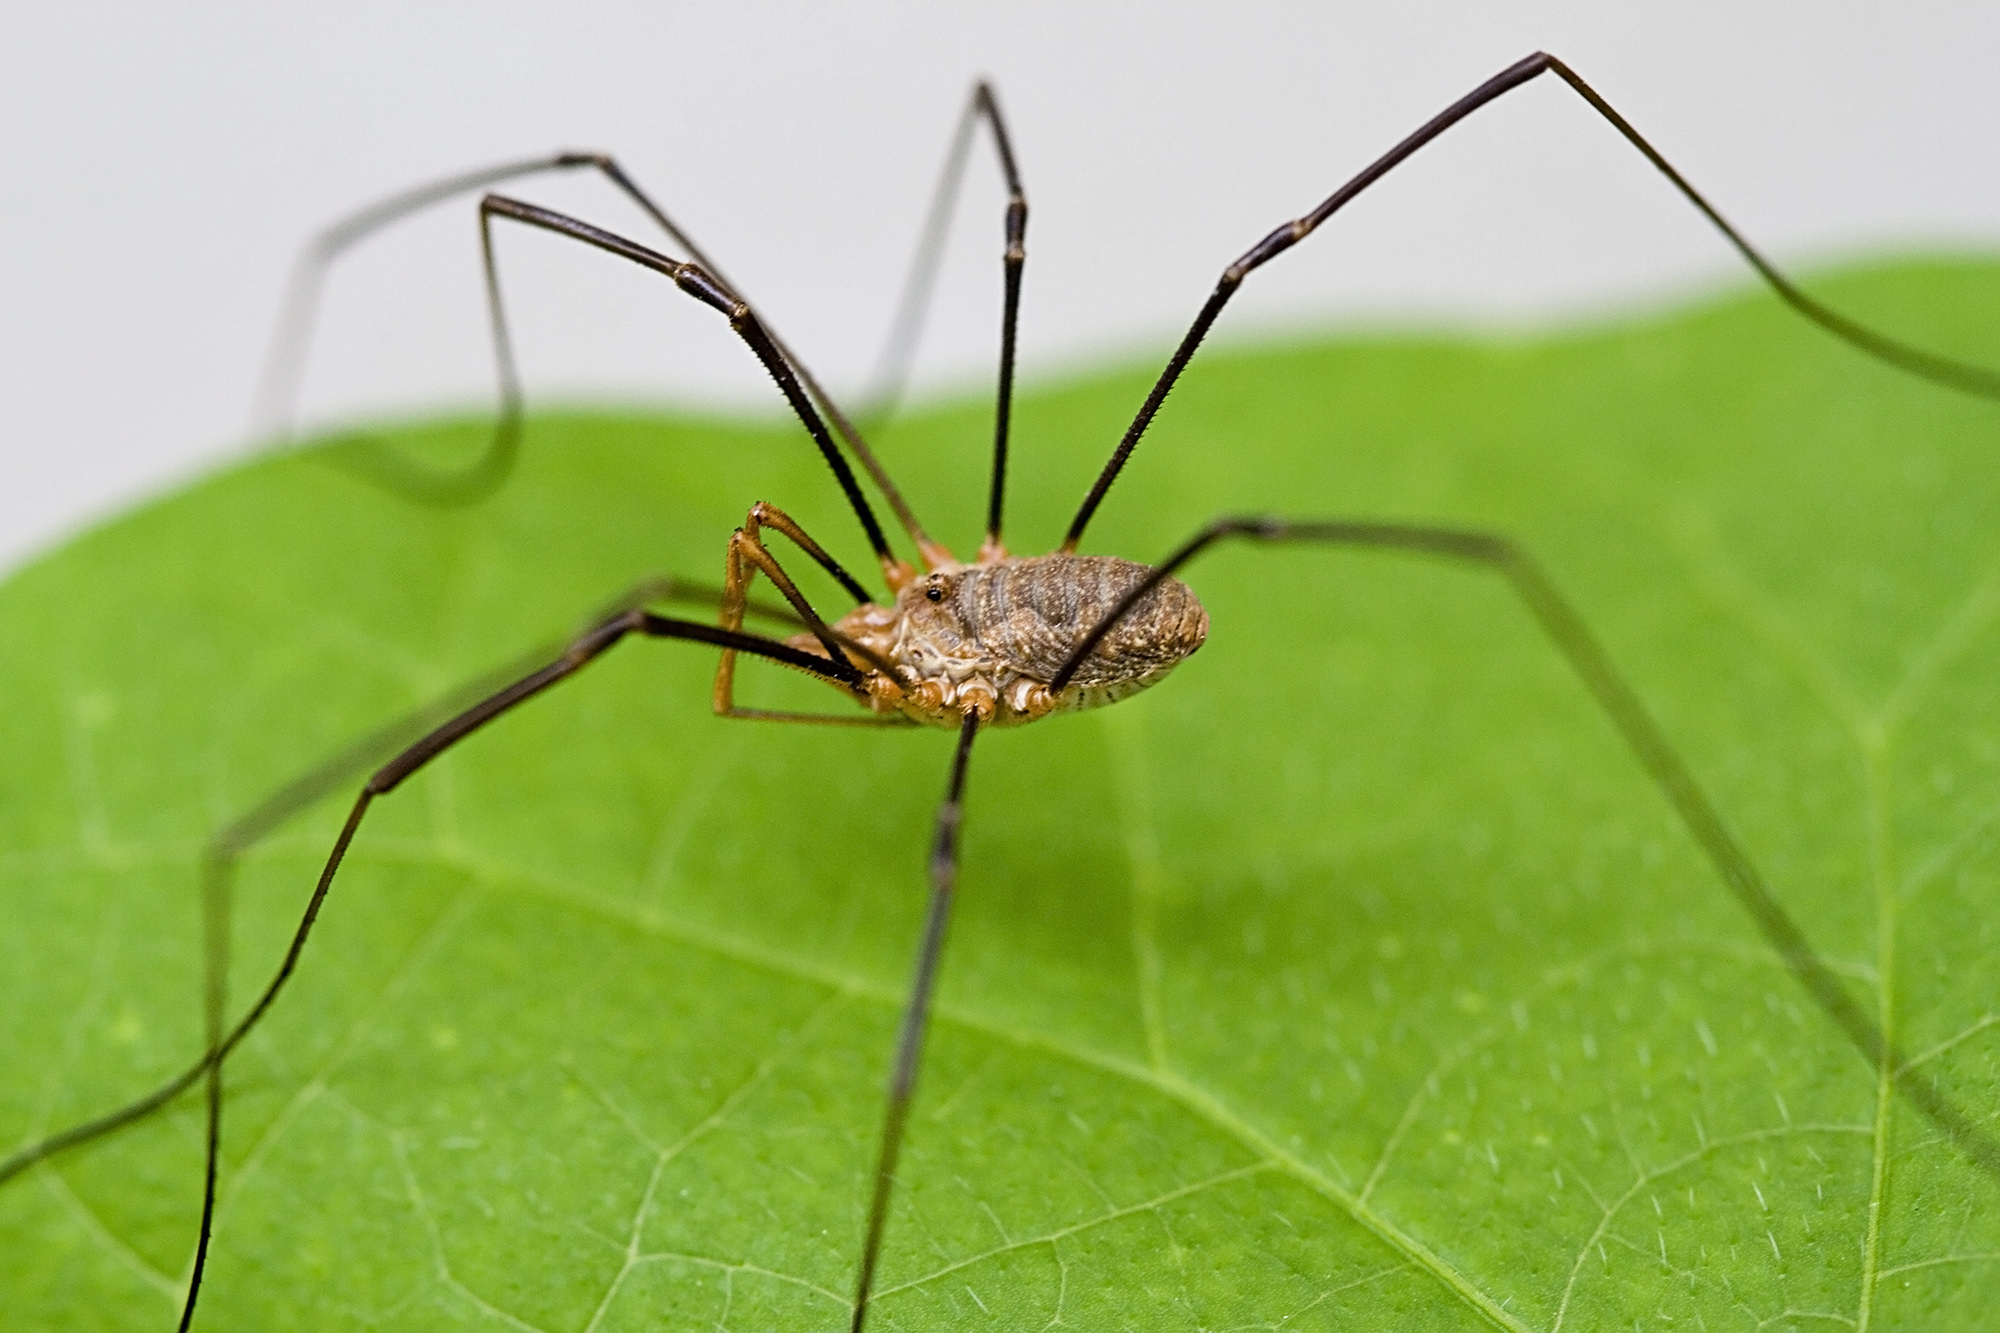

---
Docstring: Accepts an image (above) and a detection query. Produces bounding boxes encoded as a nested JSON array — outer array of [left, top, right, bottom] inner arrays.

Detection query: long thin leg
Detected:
[[850, 709, 981, 1333], [163, 606, 862, 1329], [981, 87, 1029, 562], [477, 194, 921, 590], [855, 83, 1027, 561], [249, 154, 596, 451], [0, 577, 809, 1194], [1061, 52, 2000, 551], [1052, 516, 2000, 1184], [562, 159, 945, 567], [860, 88, 981, 421], [250, 152, 945, 566], [0, 646, 547, 1195], [852, 82, 1027, 562], [0, 593, 845, 1327]]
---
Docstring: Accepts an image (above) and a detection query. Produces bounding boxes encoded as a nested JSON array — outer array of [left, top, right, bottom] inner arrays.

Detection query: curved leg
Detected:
[[0, 577, 808, 1193], [1051, 516, 2000, 1185], [476, 194, 920, 590], [160, 605, 861, 1329], [851, 710, 981, 1332], [252, 149, 949, 563], [250, 154, 594, 453], [864, 84, 1022, 423], [1061, 53, 2000, 550], [715, 503, 911, 726], [0, 582, 855, 1331]]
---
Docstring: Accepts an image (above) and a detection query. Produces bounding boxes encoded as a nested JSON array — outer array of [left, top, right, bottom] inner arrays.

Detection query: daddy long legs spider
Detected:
[[7, 50, 2000, 1332]]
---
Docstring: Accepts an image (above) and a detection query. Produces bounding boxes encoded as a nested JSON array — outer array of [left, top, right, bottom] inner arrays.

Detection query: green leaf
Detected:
[[5, 259, 2000, 1331]]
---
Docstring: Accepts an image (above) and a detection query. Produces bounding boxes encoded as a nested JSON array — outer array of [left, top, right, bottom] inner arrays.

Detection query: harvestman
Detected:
[[7, 51, 2000, 1330]]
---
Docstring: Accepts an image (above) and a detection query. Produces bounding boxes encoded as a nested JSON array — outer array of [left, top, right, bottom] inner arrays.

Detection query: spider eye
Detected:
[[925, 585, 945, 603]]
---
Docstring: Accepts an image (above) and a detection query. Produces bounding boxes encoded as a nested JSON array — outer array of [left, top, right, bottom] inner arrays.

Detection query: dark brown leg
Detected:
[[251, 150, 947, 566], [850, 709, 980, 1332], [980, 87, 1029, 563], [1060, 54, 2000, 552], [0, 580, 854, 1329], [476, 193, 925, 591], [166, 607, 863, 1329], [856, 82, 1028, 562], [1052, 515, 2000, 1187], [0, 578, 809, 1195], [250, 154, 597, 452]]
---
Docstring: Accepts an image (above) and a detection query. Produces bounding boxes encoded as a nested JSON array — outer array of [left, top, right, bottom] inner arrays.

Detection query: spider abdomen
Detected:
[[952, 554, 1205, 684], [870, 553, 1208, 726]]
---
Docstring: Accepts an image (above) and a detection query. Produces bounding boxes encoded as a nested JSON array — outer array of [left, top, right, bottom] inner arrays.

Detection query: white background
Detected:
[[3, 2, 1997, 574]]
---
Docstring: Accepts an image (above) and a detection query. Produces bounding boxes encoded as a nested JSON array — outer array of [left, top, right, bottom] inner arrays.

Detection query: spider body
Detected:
[[800, 552, 1210, 726]]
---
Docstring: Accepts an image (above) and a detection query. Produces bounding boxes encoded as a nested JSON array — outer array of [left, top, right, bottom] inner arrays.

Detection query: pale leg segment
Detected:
[[714, 503, 910, 727]]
